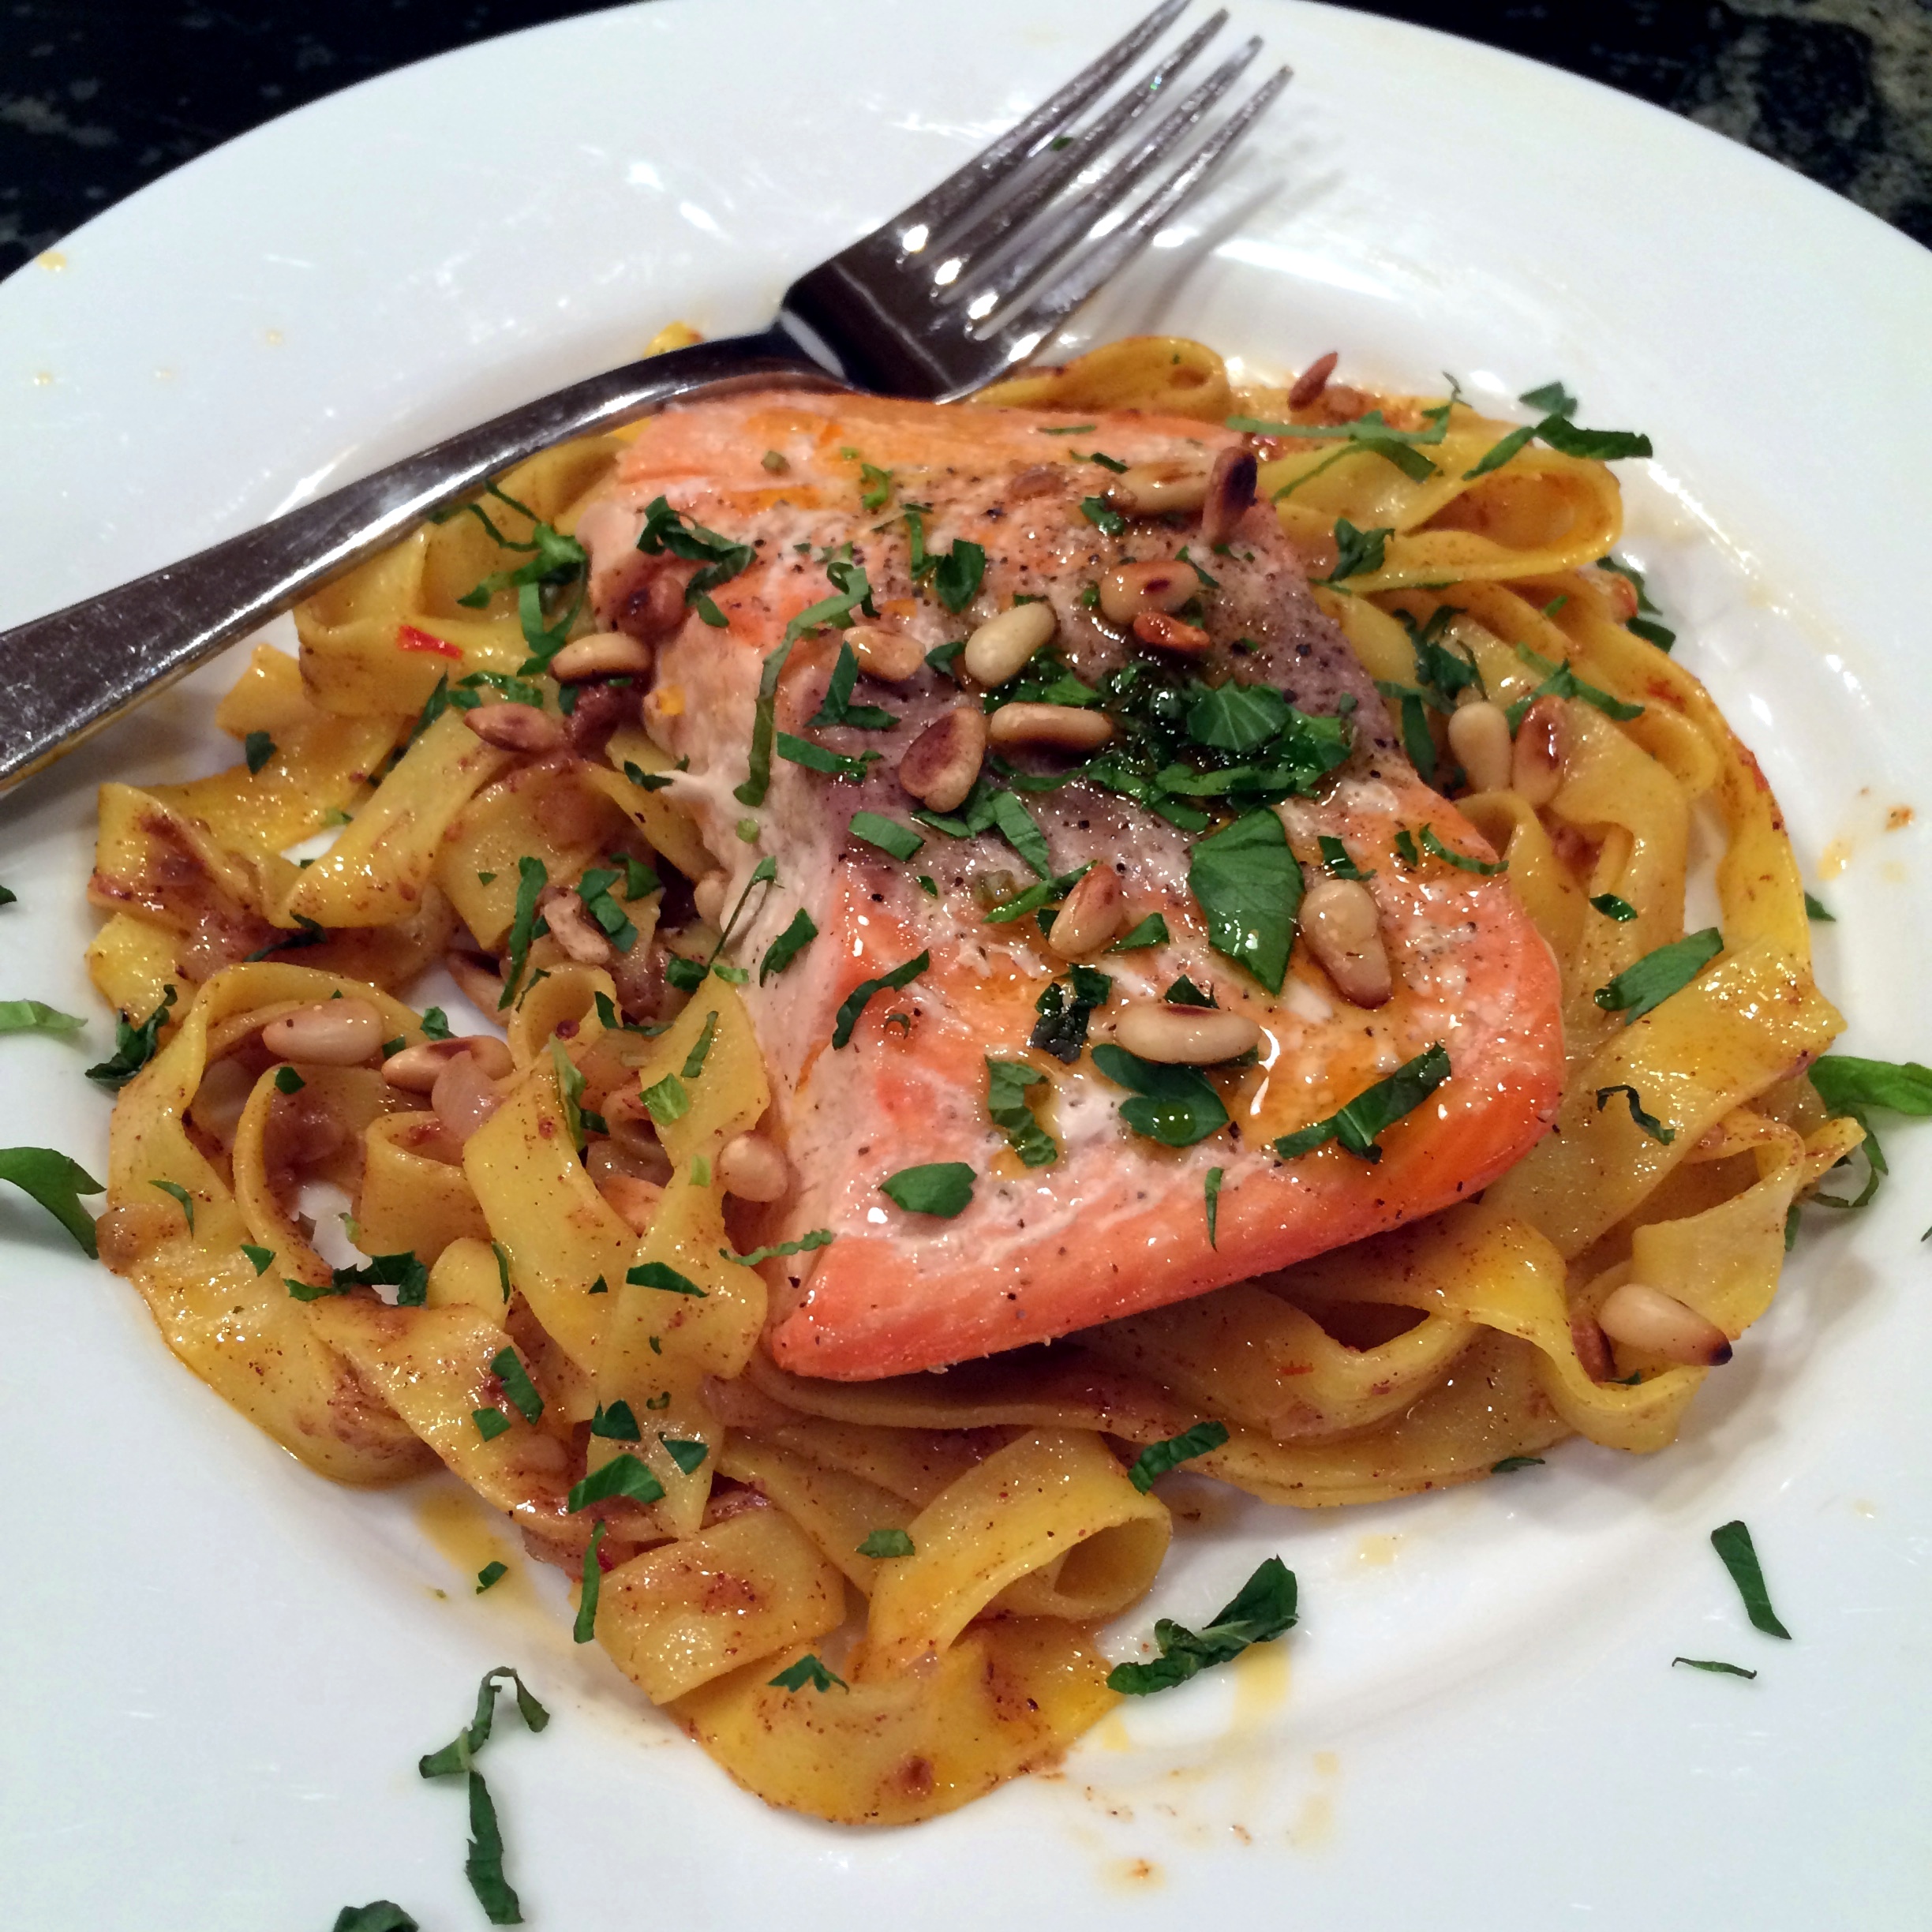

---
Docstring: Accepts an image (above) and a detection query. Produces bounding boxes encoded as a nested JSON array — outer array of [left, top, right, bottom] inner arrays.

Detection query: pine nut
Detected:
[[962, 601, 1057, 687], [1097, 560, 1195, 627], [1587, 564, 1639, 623], [1286, 350, 1339, 410], [463, 702, 564, 754], [601, 1095, 675, 1182], [1299, 878, 1392, 1008], [718, 1130, 789, 1203], [598, 1172, 664, 1235], [1046, 867, 1121, 959], [541, 887, 616, 966], [1114, 1001, 1260, 1065], [447, 950, 505, 1011], [1133, 612, 1213, 656], [610, 561, 691, 643], [897, 703, 987, 812], [431, 1050, 504, 1143], [692, 871, 730, 927], [1511, 697, 1564, 808], [1447, 700, 1514, 793], [1200, 447, 1258, 548], [189, 1055, 254, 1144], [260, 998, 384, 1065], [846, 626, 926, 683], [987, 703, 1115, 752], [1107, 459, 1209, 517], [1597, 1282, 1734, 1367], [382, 1036, 514, 1093], [549, 631, 654, 682]]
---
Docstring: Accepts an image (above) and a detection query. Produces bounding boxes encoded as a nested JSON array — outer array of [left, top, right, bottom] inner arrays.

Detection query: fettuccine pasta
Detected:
[[82, 331, 1848, 1826]]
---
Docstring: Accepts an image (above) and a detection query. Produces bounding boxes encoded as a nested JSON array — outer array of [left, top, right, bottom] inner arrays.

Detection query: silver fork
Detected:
[[0, 0, 1287, 788]]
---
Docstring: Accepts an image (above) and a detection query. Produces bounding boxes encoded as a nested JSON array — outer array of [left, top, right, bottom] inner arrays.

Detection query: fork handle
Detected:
[[0, 328, 838, 789]]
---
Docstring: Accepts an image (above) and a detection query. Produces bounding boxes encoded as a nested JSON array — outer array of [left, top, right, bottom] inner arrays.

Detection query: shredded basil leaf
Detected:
[[1593, 928, 1723, 1023], [1189, 808, 1301, 994], [1110, 913, 1170, 951], [832, 950, 930, 1049], [730, 1228, 836, 1267], [1271, 1042, 1451, 1163], [880, 1161, 975, 1217], [808, 640, 897, 732], [1672, 1655, 1758, 1679], [626, 1261, 706, 1297], [1709, 1519, 1791, 1639], [1421, 825, 1506, 874], [472, 1408, 511, 1441], [84, 984, 177, 1089], [590, 1399, 641, 1442], [1505, 642, 1644, 729], [567, 1452, 666, 1512], [930, 539, 987, 613], [1315, 516, 1391, 584], [1492, 1455, 1545, 1473], [1090, 1043, 1230, 1148], [850, 811, 924, 861], [661, 1437, 710, 1476], [1030, 963, 1113, 1062], [475, 1561, 507, 1594], [1107, 1555, 1297, 1694], [497, 857, 549, 1010], [243, 730, 276, 774], [148, 1178, 195, 1230], [1591, 893, 1639, 922], [574, 1518, 607, 1642], [769, 1653, 846, 1693], [1596, 1083, 1676, 1144], [1129, 1419, 1230, 1492], [489, 1346, 543, 1423], [0, 1146, 103, 1253], [759, 908, 818, 983], [986, 1057, 1058, 1168], [777, 731, 882, 784], [1204, 1166, 1223, 1247], [332, 1905, 420, 1932], [1079, 495, 1126, 537], [1518, 380, 1578, 416]]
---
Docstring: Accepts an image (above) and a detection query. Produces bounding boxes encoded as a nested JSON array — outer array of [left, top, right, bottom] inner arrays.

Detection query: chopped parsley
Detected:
[[1590, 893, 1639, 922], [1803, 891, 1834, 923], [1505, 642, 1644, 729], [1031, 963, 1113, 1062], [808, 640, 897, 732], [590, 1399, 642, 1441], [1204, 1166, 1223, 1247], [849, 811, 924, 862], [475, 1561, 508, 1593], [498, 856, 549, 1009], [856, 1529, 915, 1559], [1805, 1054, 1932, 1208], [575, 1518, 607, 1642], [759, 907, 818, 983], [149, 1178, 196, 1230], [769, 1653, 846, 1693], [1314, 516, 1391, 584], [662, 1437, 710, 1476], [489, 1346, 543, 1421], [626, 1261, 706, 1297], [1110, 913, 1170, 951], [1189, 807, 1302, 994], [0, 998, 85, 1035], [243, 730, 276, 774], [472, 1408, 511, 1442], [567, 1453, 667, 1512], [633, 493, 756, 626], [1318, 836, 1373, 882], [1080, 495, 1127, 537], [575, 867, 638, 951]]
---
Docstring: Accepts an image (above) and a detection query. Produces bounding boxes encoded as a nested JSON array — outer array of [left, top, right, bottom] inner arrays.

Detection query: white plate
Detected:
[[2, 2, 1929, 1924]]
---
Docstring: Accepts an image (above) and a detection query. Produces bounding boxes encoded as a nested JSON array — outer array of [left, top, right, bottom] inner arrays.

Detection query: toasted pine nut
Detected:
[[847, 626, 926, 683], [897, 703, 987, 812], [463, 702, 564, 754], [1571, 1309, 1614, 1383], [1200, 447, 1258, 548], [962, 601, 1057, 687], [260, 998, 383, 1065], [1046, 867, 1121, 959], [189, 1055, 255, 1144], [431, 1050, 504, 1143], [1133, 612, 1213, 656], [1587, 564, 1640, 623], [1114, 1001, 1260, 1065], [1107, 459, 1209, 517], [383, 1036, 514, 1093], [548, 631, 654, 682], [1097, 559, 1196, 627], [1511, 697, 1564, 808], [447, 950, 505, 1012], [598, 1172, 663, 1235], [718, 1130, 789, 1203], [1298, 878, 1393, 1008], [1447, 700, 1514, 794], [1597, 1282, 1734, 1367], [987, 703, 1115, 752], [1286, 350, 1339, 410], [541, 887, 616, 966], [692, 871, 730, 927]]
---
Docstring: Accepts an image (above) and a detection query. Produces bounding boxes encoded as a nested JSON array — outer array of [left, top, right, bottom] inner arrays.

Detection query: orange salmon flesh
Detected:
[[575, 391, 1563, 1380]]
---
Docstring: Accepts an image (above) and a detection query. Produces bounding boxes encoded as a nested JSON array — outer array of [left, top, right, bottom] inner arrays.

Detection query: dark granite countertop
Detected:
[[3, 0, 1927, 275]]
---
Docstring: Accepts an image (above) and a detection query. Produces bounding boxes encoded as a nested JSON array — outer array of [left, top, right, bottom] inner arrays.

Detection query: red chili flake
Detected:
[[397, 623, 462, 659]]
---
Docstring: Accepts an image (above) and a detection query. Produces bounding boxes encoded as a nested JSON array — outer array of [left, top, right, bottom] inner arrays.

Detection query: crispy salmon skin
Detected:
[[574, 391, 1563, 1380]]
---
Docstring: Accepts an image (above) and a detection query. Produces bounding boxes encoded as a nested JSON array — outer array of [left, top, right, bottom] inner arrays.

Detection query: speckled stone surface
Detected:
[[2, 0, 1927, 274]]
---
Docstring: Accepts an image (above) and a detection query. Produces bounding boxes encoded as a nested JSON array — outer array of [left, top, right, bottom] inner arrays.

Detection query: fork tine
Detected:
[[979, 66, 1294, 373], [933, 9, 1230, 280], [953, 39, 1263, 319], [873, 0, 1191, 248]]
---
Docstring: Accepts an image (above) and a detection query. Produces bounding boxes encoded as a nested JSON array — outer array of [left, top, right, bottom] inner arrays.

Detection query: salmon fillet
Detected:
[[574, 391, 1563, 1380]]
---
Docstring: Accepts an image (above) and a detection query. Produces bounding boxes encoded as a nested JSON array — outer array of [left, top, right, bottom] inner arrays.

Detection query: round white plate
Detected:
[[2, 3, 1929, 1926]]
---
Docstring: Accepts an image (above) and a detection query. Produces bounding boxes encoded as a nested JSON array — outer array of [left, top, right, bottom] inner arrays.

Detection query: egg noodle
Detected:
[[85, 334, 1853, 1825]]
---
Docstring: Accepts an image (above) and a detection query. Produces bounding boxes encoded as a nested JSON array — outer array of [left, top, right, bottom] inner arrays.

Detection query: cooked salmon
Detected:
[[572, 391, 1563, 1380]]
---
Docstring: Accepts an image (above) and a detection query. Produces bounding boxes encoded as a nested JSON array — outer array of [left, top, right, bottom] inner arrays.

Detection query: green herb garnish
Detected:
[[1189, 808, 1302, 994], [879, 1161, 975, 1217], [1590, 893, 1638, 922], [0, 1146, 103, 1254], [1709, 1519, 1791, 1639], [1271, 1042, 1451, 1163], [1595, 1083, 1676, 1144], [1091, 1044, 1230, 1148], [1593, 929, 1723, 1024], [1107, 1556, 1297, 1694], [1128, 1420, 1230, 1492], [84, 984, 177, 1088], [832, 950, 930, 1049], [987, 1058, 1057, 1168], [856, 1529, 915, 1559], [769, 1653, 846, 1693], [567, 1452, 667, 1512]]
